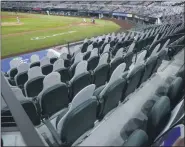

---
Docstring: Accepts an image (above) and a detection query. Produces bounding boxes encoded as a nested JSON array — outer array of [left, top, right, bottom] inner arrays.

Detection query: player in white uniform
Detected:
[[83, 18, 86, 23], [17, 16, 20, 23]]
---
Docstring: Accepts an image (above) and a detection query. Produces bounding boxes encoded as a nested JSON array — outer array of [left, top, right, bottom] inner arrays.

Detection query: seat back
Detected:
[[110, 54, 124, 77], [83, 44, 93, 60], [176, 65, 184, 80], [8, 59, 21, 79], [123, 64, 145, 99], [70, 61, 91, 99], [92, 41, 98, 48], [111, 41, 122, 56], [81, 42, 89, 53], [153, 49, 167, 73], [140, 55, 158, 84], [94, 53, 109, 87], [158, 39, 170, 52], [167, 77, 183, 108], [102, 43, 110, 55], [9, 68, 18, 80], [69, 52, 83, 77], [38, 72, 69, 117], [83, 51, 91, 60], [40, 57, 53, 75], [100, 42, 108, 54], [123, 42, 135, 70], [1, 87, 41, 126], [150, 43, 161, 57], [56, 85, 97, 145], [123, 129, 148, 147], [141, 95, 160, 117], [53, 59, 70, 82], [135, 50, 147, 65], [30, 54, 40, 68], [120, 112, 148, 141], [87, 44, 93, 52], [87, 48, 99, 71], [24, 66, 44, 97], [98, 63, 127, 118], [147, 96, 171, 142], [60, 52, 70, 61], [15, 63, 29, 88], [47, 51, 58, 64]]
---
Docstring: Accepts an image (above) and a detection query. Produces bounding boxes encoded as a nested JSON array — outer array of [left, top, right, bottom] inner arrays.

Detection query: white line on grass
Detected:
[[30, 30, 77, 40]]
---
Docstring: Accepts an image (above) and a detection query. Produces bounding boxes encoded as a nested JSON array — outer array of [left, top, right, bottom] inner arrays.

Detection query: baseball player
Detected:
[[16, 16, 20, 23]]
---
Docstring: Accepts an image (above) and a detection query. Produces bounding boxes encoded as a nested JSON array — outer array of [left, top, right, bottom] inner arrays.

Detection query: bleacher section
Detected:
[[2, 1, 184, 21], [1, 20, 184, 146]]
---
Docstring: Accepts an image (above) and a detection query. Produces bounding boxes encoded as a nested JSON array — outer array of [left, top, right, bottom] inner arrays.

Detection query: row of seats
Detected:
[[1, 48, 166, 126], [120, 75, 184, 146]]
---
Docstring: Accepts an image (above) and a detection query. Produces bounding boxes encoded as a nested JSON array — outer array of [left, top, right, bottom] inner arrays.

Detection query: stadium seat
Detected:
[[87, 44, 93, 52], [81, 42, 89, 53], [40, 57, 53, 75], [122, 63, 145, 100], [98, 40, 104, 48], [111, 41, 123, 57], [120, 112, 148, 143], [87, 48, 99, 71], [47, 51, 58, 64], [134, 50, 147, 67], [60, 53, 71, 68], [101, 43, 110, 55], [123, 129, 148, 147], [15, 63, 29, 89], [140, 55, 158, 84], [150, 43, 161, 57], [92, 41, 98, 48], [167, 77, 183, 108], [93, 53, 109, 88], [3, 72, 9, 77], [158, 39, 170, 52], [109, 48, 124, 76], [123, 43, 135, 70], [152, 48, 167, 73], [60, 52, 70, 61], [53, 58, 70, 83], [96, 63, 127, 119], [141, 95, 160, 117], [8, 59, 21, 80], [100, 42, 108, 54], [30, 54, 40, 68], [147, 96, 171, 143], [1, 87, 41, 126], [109, 40, 115, 48], [69, 52, 83, 77], [24, 66, 45, 98], [83, 44, 93, 60], [83, 51, 91, 60], [37, 72, 69, 117], [56, 84, 97, 146], [176, 65, 184, 80], [69, 61, 91, 100]]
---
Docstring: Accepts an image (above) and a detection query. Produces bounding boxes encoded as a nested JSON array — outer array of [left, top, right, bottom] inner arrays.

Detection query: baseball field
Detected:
[[1, 12, 120, 57]]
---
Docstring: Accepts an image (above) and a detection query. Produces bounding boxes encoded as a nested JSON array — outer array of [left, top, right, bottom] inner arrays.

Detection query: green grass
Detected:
[[1, 12, 120, 57]]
